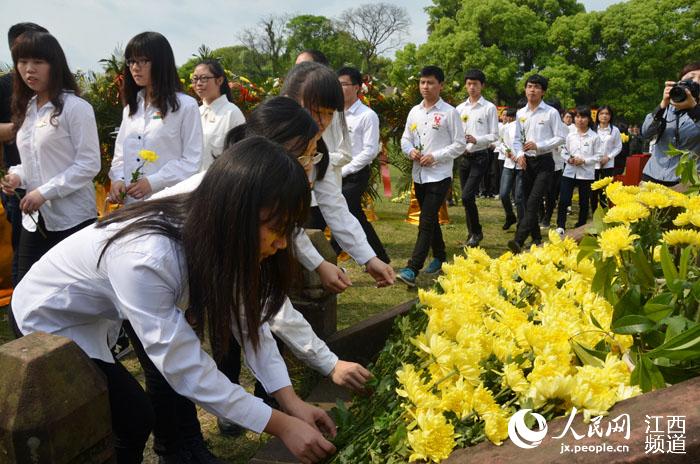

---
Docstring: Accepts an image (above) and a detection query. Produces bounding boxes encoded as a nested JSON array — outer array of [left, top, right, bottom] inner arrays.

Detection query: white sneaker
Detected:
[[556, 227, 565, 239]]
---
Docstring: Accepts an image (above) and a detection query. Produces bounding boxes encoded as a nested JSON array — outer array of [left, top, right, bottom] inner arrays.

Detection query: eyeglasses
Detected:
[[297, 152, 324, 168], [126, 58, 151, 67], [191, 75, 216, 84]]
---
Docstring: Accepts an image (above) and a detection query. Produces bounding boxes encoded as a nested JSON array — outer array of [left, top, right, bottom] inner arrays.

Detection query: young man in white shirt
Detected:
[[398, 66, 466, 286], [335, 66, 390, 263], [508, 74, 567, 253], [455, 69, 499, 247]]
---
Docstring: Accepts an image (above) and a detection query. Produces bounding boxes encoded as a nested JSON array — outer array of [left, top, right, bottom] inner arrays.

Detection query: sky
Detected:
[[0, 0, 620, 72]]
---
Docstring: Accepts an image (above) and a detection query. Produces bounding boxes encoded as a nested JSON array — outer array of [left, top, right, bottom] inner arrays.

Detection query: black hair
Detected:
[[506, 107, 517, 118], [679, 61, 700, 81], [225, 96, 319, 158], [123, 32, 182, 118], [11, 32, 78, 130], [565, 110, 576, 121], [195, 59, 233, 102], [464, 69, 486, 85], [337, 66, 362, 86], [595, 105, 614, 127], [297, 49, 329, 66], [7, 22, 47, 49], [97, 136, 310, 357], [420, 65, 444, 83], [526, 74, 548, 91], [575, 105, 594, 129]]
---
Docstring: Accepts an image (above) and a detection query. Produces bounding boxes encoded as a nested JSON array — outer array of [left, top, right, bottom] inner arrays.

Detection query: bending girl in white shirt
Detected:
[[1, 32, 100, 309], [282, 62, 395, 291], [191, 58, 245, 171], [556, 106, 603, 235], [12, 137, 337, 464], [107, 32, 202, 205]]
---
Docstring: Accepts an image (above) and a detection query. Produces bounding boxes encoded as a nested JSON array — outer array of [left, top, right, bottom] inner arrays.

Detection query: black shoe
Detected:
[[502, 216, 517, 230], [532, 239, 543, 247], [182, 437, 224, 464], [508, 240, 523, 254], [158, 453, 191, 464], [466, 232, 483, 247], [217, 417, 244, 437]]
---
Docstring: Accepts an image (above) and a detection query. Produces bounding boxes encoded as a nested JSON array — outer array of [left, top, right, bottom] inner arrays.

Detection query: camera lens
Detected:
[[670, 84, 687, 103]]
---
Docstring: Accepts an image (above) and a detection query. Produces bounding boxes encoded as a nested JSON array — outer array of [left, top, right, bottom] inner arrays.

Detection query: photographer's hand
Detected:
[[670, 88, 698, 111], [660, 81, 675, 109]]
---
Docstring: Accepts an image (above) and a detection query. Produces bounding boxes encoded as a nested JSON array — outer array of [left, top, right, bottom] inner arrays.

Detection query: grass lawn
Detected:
[[0, 172, 546, 463]]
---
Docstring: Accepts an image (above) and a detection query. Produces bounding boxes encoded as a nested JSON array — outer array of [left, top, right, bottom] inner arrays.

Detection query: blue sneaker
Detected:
[[423, 258, 444, 274], [397, 267, 417, 287]]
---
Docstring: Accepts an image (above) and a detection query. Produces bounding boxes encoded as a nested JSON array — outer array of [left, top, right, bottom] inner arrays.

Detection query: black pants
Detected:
[[557, 176, 593, 230], [9, 215, 94, 337], [332, 166, 390, 263], [93, 358, 154, 464], [514, 155, 554, 245], [591, 168, 615, 212], [542, 169, 563, 226], [459, 151, 488, 237], [408, 178, 450, 273]]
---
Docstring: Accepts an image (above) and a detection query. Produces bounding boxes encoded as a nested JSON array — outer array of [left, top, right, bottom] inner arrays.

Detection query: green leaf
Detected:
[[647, 323, 700, 360], [592, 258, 616, 296], [679, 247, 691, 280], [656, 364, 700, 385], [611, 315, 655, 334], [691, 280, 700, 302], [587, 207, 607, 235], [630, 247, 655, 289], [631, 355, 666, 392], [659, 244, 679, 287], [612, 286, 642, 321], [590, 312, 604, 330], [571, 341, 607, 367], [663, 316, 696, 341], [643, 293, 675, 322]]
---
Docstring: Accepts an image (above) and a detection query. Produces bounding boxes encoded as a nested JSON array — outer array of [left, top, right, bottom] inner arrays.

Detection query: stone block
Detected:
[[0, 332, 114, 463]]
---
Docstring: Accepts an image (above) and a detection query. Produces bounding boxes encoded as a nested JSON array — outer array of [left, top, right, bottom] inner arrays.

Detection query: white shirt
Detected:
[[151, 173, 341, 375], [513, 101, 567, 158], [341, 99, 380, 177], [12, 223, 290, 434], [321, 112, 353, 188], [199, 95, 245, 172], [501, 121, 521, 170], [12, 92, 100, 232], [455, 96, 499, 153], [561, 128, 603, 180], [400, 98, 466, 184], [109, 91, 203, 200], [595, 125, 622, 170], [495, 122, 505, 160]]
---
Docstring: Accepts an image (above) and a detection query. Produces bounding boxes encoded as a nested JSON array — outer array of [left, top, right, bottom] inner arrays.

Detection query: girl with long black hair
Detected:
[[1, 31, 100, 289], [107, 32, 202, 204], [591, 105, 622, 211], [12, 137, 337, 464]]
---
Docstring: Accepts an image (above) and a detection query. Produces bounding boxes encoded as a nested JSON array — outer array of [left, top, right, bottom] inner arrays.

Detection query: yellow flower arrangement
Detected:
[[598, 225, 639, 259], [591, 176, 613, 191], [662, 229, 700, 247]]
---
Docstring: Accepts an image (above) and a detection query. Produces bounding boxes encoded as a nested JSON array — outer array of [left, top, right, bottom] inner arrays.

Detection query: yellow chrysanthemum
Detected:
[[591, 176, 613, 191], [637, 190, 673, 209], [409, 123, 418, 132], [597, 225, 639, 259], [603, 203, 650, 224], [662, 229, 700, 247], [138, 149, 159, 163], [407, 409, 456, 463]]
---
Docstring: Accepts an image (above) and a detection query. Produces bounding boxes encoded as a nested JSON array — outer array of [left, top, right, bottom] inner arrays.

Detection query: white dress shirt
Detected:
[[455, 96, 499, 153], [400, 98, 466, 184], [12, 92, 100, 232], [151, 174, 341, 375], [501, 121, 520, 170], [199, 95, 245, 172], [109, 91, 203, 200], [513, 101, 567, 158], [12, 222, 291, 433], [561, 128, 603, 180], [321, 112, 353, 188], [341, 99, 380, 177], [495, 122, 505, 160], [595, 125, 623, 170]]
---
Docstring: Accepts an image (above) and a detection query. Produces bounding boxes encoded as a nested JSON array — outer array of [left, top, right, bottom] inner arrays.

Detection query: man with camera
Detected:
[[642, 62, 700, 186]]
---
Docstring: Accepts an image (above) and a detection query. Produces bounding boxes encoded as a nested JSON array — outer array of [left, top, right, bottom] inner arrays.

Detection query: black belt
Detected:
[[465, 149, 490, 156]]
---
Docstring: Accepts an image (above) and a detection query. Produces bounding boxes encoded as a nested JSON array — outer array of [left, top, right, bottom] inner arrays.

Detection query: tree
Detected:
[[338, 3, 410, 74], [285, 15, 364, 70], [238, 15, 289, 77]]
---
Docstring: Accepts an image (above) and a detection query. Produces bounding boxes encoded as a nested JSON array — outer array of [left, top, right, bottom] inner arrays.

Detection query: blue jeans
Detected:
[[499, 167, 525, 222]]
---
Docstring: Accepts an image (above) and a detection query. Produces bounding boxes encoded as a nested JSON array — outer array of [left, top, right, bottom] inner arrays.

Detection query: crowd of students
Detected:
[[1, 21, 699, 464]]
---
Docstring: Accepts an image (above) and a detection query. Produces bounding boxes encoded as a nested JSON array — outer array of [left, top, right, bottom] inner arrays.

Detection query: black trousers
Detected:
[[407, 178, 450, 273], [542, 169, 563, 225], [591, 167, 615, 212], [9, 215, 94, 337], [641, 174, 679, 187], [333, 166, 390, 263], [514, 154, 554, 245], [93, 358, 154, 464], [459, 151, 488, 237], [557, 176, 593, 230]]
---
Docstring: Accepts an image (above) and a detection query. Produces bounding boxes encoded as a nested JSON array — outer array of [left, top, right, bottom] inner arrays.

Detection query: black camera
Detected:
[[670, 79, 700, 103]]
